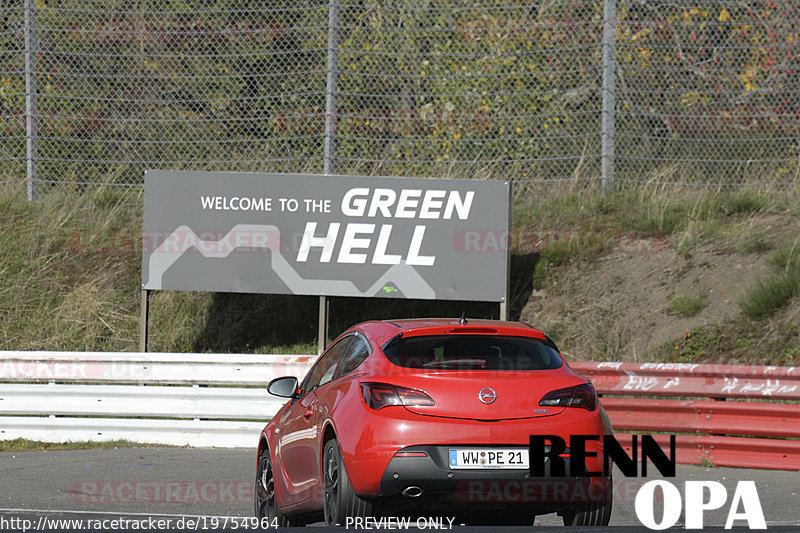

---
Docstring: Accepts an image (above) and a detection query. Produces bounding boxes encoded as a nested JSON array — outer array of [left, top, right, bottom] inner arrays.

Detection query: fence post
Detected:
[[323, 0, 340, 176], [601, 0, 617, 192], [319, 0, 340, 354], [24, 0, 38, 202]]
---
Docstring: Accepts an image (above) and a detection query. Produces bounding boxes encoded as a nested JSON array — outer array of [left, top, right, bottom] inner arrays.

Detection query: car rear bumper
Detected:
[[341, 404, 611, 498], [377, 445, 610, 511]]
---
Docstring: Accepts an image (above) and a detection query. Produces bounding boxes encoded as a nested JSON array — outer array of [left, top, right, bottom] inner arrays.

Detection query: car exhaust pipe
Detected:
[[401, 485, 423, 498]]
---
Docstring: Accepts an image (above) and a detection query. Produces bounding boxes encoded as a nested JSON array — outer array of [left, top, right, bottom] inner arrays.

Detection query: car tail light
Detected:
[[361, 382, 435, 410], [394, 451, 429, 458], [539, 383, 597, 411]]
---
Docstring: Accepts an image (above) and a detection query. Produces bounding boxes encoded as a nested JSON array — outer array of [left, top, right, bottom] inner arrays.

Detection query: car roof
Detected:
[[347, 318, 548, 348], [380, 318, 538, 331]]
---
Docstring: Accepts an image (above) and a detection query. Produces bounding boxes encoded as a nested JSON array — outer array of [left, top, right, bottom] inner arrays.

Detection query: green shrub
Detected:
[[669, 293, 707, 318], [739, 270, 800, 319]]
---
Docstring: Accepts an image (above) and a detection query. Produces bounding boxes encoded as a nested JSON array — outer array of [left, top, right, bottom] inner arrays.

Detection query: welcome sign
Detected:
[[142, 171, 509, 302]]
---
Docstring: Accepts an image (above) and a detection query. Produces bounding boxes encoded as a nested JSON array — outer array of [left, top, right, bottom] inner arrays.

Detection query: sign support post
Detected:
[[139, 289, 150, 352], [317, 296, 329, 354]]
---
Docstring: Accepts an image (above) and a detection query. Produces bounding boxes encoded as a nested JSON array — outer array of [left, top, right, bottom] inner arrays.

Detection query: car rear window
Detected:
[[382, 335, 563, 371]]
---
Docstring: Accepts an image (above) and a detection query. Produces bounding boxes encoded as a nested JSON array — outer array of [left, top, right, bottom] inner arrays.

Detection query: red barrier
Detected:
[[570, 361, 800, 400], [602, 398, 800, 438], [569, 362, 800, 470], [614, 433, 800, 471]]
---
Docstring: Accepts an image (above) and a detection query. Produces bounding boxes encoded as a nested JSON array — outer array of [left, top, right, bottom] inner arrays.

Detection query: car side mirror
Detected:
[[268, 376, 300, 399]]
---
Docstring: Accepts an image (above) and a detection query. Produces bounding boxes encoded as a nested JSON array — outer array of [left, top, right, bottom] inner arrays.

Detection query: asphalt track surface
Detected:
[[0, 447, 798, 530]]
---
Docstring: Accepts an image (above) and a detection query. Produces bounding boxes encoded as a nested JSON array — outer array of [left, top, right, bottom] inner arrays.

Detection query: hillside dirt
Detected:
[[520, 213, 800, 362]]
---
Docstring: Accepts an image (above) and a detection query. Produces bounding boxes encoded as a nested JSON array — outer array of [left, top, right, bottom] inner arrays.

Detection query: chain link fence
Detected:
[[2, 0, 798, 201]]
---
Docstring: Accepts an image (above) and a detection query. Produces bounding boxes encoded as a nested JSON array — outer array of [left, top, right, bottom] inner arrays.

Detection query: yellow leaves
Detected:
[[719, 7, 731, 22], [739, 66, 757, 87], [680, 92, 709, 106]]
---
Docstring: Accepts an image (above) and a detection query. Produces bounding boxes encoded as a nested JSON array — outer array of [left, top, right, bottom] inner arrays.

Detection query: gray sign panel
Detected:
[[142, 171, 509, 301]]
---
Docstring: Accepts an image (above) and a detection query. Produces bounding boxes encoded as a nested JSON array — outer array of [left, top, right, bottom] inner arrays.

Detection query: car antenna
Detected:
[[459, 312, 468, 325]]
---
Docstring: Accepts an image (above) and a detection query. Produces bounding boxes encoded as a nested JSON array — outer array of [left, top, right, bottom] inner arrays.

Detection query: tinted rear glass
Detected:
[[383, 335, 563, 371]]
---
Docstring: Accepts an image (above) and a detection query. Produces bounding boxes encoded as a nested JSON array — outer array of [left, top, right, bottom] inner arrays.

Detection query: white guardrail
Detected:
[[0, 352, 317, 448]]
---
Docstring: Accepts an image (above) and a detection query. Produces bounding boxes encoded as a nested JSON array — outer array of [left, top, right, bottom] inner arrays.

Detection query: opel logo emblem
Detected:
[[478, 387, 497, 404]]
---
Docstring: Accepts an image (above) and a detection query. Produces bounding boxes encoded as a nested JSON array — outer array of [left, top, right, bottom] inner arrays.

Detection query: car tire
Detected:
[[254, 446, 292, 527], [323, 437, 373, 526], [561, 479, 612, 526]]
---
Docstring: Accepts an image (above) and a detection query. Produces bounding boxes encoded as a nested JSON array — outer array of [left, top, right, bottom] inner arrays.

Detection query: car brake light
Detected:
[[361, 382, 435, 410], [539, 383, 597, 411]]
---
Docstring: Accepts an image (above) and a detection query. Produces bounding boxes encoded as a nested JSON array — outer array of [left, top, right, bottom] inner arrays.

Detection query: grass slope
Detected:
[[0, 182, 798, 364]]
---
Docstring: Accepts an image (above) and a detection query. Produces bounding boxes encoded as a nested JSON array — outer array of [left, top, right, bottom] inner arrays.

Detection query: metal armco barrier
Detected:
[[0, 351, 316, 448], [571, 362, 800, 471], [1, 352, 798, 469]]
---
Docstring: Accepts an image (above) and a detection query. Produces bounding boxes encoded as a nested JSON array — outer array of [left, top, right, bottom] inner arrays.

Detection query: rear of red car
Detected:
[[338, 320, 613, 524], [258, 319, 613, 526]]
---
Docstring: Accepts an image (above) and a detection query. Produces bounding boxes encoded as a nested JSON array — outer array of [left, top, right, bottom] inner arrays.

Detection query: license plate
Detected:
[[448, 448, 529, 469]]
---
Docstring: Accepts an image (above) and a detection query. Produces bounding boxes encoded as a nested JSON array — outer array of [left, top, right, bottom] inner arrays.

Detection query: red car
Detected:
[[255, 318, 612, 526]]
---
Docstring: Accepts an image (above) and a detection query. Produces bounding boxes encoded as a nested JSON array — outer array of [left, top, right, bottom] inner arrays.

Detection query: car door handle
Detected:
[[303, 409, 313, 419]]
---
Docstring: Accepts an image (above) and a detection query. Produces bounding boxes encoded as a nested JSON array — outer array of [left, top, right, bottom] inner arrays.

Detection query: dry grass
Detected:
[[0, 178, 798, 362], [0, 438, 158, 451]]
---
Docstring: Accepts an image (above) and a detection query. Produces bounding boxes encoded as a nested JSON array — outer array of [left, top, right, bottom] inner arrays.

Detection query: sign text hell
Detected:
[[297, 188, 474, 266]]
